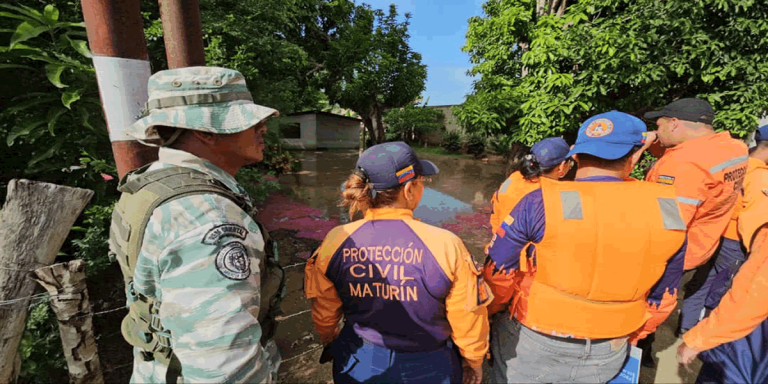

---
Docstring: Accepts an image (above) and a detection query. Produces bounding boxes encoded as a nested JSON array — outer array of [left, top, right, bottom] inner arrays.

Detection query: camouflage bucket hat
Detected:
[[127, 66, 279, 140]]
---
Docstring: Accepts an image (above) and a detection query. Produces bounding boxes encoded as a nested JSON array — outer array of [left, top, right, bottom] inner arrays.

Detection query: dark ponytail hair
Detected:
[[520, 153, 557, 181]]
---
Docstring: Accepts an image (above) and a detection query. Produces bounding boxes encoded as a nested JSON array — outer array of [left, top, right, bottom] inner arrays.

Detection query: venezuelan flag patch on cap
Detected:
[[396, 165, 415, 183]]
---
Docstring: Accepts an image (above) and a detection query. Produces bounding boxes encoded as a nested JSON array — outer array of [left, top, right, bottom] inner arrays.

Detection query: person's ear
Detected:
[[668, 117, 680, 132], [191, 130, 217, 146], [403, 181, 416, 202]]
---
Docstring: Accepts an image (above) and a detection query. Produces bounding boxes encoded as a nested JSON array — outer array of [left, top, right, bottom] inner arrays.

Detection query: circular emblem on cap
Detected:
[[215, 241, 251, 280], [585, 118, 614, 138]]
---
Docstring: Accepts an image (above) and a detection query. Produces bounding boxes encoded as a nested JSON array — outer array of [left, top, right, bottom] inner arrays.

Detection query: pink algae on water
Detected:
[[256, 193, 340, 242]]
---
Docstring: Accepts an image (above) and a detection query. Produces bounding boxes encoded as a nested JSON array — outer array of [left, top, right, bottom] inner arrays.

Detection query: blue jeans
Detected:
[[490, 314, 629, 383], [330, 325, 462, 384], [680, 238, 746, 331]]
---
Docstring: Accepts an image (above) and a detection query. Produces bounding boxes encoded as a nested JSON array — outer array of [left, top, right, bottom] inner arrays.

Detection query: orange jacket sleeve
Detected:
[[739, 166, 768, 251], [444, 239, 491, 369], [304, 250, 343, 344], [648, 160, 725, 269], [490, 191, 502, 236], [683, 226, 768, 351]]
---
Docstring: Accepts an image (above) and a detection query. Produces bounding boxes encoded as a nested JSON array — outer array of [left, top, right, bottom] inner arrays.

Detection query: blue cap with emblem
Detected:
[[531, 137, 571, 168], [356, 141, 439, 190], [568, 110, 647, 160]]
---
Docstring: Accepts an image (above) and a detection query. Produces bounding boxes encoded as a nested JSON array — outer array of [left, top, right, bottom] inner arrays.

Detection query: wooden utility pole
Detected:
[[33, 260, 103, 384], [81, 0, 158, 179], [159, 0, 206, 68], [0, 180, 93, 384]]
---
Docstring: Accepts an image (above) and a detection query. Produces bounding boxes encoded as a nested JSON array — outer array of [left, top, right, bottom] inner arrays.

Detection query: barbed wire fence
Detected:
[[2, 261, 322, 373]]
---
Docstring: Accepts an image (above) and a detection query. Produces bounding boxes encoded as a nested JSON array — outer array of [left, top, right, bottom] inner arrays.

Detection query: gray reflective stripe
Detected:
[[499, 179, 513, 194], [709, 155, 748, 174], [657, 198, 687, 230], [677, 196, 703, 206], [146, 91, 254, 110], [560, 191, 583, 220]]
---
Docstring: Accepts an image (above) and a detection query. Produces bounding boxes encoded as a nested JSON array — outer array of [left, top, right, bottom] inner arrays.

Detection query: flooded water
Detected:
[[277, 150, 508, 257], [268, 150, 693, 384], [278, 150, 506, 223]]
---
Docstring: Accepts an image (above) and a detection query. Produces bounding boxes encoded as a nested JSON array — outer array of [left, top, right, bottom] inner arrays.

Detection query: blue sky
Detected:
[[362, 0, 485, 106]]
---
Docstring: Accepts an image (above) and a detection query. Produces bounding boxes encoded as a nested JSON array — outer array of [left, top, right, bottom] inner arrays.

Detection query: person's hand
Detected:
[[462, 360, 482, 384], [677, 342, 702, 369], [639, 131, 658, 152]]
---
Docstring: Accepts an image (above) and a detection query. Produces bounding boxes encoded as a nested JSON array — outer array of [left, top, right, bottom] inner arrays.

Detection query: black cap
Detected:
[[643, 98, 715, 124]]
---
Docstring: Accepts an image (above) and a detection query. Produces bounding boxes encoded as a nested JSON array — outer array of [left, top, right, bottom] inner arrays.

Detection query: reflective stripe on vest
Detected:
[[710, 155, 749, 174], [560, 191, 583, 220], [515, 178, 686, 339], [658, 197, 687, 230]]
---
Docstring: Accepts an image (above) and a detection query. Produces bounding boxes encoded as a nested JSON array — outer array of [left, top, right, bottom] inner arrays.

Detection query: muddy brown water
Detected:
[[87, 150, 693, 383]]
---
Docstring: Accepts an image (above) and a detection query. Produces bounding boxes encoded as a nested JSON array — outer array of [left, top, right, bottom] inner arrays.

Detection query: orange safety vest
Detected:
[[490, 172, 540, 235], [737, 157, 768, 251], [513, 178, 687, 339]]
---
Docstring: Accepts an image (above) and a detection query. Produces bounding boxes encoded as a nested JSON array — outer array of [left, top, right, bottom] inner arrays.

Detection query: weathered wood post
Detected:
[[33, 260, 104, 384], [0, 180, 94, 384]]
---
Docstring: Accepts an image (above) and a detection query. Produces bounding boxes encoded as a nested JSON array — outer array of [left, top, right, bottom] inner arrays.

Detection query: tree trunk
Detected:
[[0, 180, 94, 384], [556, 0, 567, 17], [374, 107, 385, 144], [33, 260, 104, 384], [359, 122, 366, 155], [362, 115, 377, 145]]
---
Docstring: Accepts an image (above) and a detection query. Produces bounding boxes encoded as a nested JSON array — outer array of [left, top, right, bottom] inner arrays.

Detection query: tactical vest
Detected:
[[513, 178, 687, 339], [108, 164, 286, 376]]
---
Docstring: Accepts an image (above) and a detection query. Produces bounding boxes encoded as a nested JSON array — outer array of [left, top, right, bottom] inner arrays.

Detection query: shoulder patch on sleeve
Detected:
[[657, 175, 675, 185], [763, 189, 768, 196], [202, 224, 248, 245], [215, 241, 251, 280]]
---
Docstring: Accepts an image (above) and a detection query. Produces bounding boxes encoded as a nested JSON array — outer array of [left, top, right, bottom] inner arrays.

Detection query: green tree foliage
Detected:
[[0, 3, 115, 205], [383, 102, 444, 144], [441, 130, 463, 153], [455, 0, 768, 145], [327, 4, 428, 145]]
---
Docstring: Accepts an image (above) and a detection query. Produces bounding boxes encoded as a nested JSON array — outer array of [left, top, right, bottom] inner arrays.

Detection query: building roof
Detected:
[[425, 104, 460, 108], [286, 110, 363, 122]]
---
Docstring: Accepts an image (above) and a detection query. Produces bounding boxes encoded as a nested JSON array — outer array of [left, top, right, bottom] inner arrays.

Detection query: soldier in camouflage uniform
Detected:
[[108, 67, 282, 383]]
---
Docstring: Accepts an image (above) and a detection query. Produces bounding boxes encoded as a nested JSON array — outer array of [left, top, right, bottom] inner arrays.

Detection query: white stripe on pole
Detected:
[[92, 56, 152, 142]]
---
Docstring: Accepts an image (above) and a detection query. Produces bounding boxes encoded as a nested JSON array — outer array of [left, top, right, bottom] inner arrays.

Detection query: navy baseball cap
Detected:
[[531, 137, 571, 168], [356, 141, 439, 190], [755, 125, 768, 142], [568, 111, 648, 160]]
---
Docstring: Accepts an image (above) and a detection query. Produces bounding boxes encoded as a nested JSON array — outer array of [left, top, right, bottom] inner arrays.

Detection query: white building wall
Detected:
[[316, 114, 361, 149], [279, 114, 317, 150]]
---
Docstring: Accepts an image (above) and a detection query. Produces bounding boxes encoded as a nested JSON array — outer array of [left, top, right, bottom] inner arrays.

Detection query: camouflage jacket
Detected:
[[128, 147, 275, 383]]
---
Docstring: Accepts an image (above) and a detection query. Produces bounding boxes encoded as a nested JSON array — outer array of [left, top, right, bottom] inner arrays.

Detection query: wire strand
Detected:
[[281, 345, 323, 364], [275, 309, 311, 322], [0, 292, 51, 307], [284, 262, 307, 269]]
